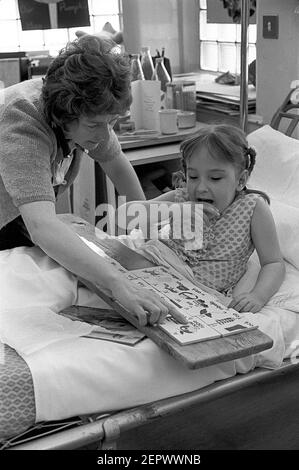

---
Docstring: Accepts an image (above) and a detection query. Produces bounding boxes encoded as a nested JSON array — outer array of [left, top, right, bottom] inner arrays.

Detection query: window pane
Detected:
[[219, 43, 237, 73], [200, 10, 217, 41], [0, 0, 18, 19], [18, 24, 44, 52], [199, 0, 256, 73], [236, 24, 241, 42], [0, 0, 122, 57], [0, 20, 19, 51], [217, 23, 237, 42], [43, 28, 69, 55], [236, 44, 240, 73], [200, 41, 218, 71], [236, 23, 256, 45], [248, 24, 257, 44], [248, 44, 256, 63], [90, 0, 119, 15], [235, 44, 256, 73]]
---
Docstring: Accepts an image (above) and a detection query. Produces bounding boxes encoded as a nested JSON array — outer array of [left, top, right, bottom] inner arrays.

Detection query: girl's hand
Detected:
[[171, 202, 219, 241], [228, 291, 266, 313], [111, 277, 187, 327]]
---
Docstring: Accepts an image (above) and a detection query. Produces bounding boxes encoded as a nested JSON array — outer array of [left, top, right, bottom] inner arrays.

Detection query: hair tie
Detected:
[[172, 170, 186, 188], [245, 146, 256, 172]]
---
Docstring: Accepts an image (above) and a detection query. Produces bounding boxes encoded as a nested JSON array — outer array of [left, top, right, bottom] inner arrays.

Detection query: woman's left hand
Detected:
[[228, 291, 266, 313], [110, 277, 188, 327]]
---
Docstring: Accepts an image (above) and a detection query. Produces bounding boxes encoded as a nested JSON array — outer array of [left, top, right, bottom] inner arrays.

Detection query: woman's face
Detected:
[[65, 114, 119, 151]]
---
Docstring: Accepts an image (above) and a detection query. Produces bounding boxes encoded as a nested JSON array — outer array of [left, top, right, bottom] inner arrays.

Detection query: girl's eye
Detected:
[[211, 177, 222, 181]]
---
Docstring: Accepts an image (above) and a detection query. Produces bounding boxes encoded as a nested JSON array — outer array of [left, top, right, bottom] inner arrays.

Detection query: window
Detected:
[[0, 0, 123, 56], [199, 0, 256, 73]]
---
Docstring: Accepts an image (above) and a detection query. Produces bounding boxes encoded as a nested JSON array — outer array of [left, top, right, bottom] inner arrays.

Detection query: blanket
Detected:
[[0, 230, 297, 423]]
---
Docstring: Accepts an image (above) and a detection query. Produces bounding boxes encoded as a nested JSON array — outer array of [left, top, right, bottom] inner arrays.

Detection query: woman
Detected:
[[0, 33, 185, 327]]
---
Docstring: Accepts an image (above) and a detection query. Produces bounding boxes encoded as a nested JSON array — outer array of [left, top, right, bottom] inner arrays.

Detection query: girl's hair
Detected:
[[41, 34, 132, 128], [173, 123, 269, 203]]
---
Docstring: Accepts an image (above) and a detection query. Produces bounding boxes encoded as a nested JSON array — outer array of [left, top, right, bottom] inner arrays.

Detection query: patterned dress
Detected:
[[162, 189, 262, 293]]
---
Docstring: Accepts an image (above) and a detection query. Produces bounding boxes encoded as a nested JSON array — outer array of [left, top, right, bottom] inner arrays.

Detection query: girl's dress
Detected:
[[162, 188, 262, 293]]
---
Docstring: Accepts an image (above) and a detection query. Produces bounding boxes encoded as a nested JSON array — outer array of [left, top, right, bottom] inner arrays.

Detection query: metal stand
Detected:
[[240, 0, 249, 132]]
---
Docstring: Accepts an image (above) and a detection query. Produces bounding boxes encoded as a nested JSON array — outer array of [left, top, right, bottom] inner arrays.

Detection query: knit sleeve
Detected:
[[0, 98, 56, 207], [88, 129, 122, 163]]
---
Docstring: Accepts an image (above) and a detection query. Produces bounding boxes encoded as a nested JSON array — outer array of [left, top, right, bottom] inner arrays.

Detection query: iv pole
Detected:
[[240, 0, 249, 132]]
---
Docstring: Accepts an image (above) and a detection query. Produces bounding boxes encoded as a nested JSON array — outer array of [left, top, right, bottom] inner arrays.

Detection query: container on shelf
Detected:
[[174, 80, 197, 113], [177, 111, 196, 129], [140, 46, 155, 80], [130, 53, 144, 81], [151, 57, 171, 92]]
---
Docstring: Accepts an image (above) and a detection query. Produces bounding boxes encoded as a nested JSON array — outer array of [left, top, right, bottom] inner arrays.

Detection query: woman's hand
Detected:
[[110, 277, 187, 327], [228, 291, 266, 313]]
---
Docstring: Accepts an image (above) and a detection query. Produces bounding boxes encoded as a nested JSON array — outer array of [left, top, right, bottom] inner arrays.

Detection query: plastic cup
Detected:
[[159, 109, 178, 134]]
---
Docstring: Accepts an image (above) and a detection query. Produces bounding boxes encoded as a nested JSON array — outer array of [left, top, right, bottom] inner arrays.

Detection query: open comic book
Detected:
[[59, 306, 146, 346], [129, 266, 258, 346], [78, 236, 258, 346]]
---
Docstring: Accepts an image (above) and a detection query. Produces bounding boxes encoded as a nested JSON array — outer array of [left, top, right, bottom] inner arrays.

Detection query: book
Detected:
[[59, 306, 146, 346], [77, 236, 258, 346], [130, 266, 258, 346], [59, 214, 273, 369]]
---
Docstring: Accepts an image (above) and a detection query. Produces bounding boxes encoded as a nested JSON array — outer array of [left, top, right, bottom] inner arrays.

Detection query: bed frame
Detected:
[[5, 358, 298, 450], [3, 88, 299, 451]]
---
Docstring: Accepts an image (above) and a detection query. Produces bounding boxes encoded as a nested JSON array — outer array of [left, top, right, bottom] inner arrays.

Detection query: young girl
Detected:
[[118, 124, 285, 313]]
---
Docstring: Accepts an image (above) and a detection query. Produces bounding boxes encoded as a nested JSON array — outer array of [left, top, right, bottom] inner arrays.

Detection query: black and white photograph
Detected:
[[1, 0, 299, 459]]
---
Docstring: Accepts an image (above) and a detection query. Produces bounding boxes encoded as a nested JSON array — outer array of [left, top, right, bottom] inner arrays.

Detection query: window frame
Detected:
[[0, 0, 123, 55], [199, 0, 256, 74]]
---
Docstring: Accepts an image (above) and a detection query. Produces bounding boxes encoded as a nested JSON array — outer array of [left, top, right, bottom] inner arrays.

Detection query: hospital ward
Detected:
[[1, 0, 299, 454]]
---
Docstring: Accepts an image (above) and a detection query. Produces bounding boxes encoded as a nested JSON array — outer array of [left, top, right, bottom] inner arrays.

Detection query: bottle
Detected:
[[151, 57, 171, 92], [140, 46, 155, 80], [181, 80, 197, 113], [130, 54, 144, 81], [165, 82, 176, 109]]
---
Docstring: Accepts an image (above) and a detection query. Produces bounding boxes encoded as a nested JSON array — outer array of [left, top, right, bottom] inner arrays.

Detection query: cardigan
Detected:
[[0, 78, 122, 229]]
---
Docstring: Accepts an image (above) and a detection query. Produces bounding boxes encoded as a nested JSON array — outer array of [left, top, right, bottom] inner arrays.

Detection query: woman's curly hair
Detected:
[[41, 34, 132, 128]]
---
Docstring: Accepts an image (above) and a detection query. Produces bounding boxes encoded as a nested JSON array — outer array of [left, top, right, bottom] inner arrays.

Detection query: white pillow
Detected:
[[247, 125, 299, 208], [270, 199, 299, 270]]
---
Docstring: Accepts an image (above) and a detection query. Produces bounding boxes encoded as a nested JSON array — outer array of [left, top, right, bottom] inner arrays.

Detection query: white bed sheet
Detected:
[[0, 238, 298, 423]]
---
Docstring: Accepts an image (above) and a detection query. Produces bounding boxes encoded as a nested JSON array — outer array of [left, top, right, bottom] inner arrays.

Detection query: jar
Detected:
[[140, 46, 155, 80], [165, 83, 176, 109], [130, 54, 144, 81], [151, 57, 171, 92], [174, 80, 197, 112]]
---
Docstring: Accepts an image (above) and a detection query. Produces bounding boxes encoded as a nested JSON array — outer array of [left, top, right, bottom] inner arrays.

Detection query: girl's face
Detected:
[[65, 114, 119, 151], [186, 146, 245, 213]]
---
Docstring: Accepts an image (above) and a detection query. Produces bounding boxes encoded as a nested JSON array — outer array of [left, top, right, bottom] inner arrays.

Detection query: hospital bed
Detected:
[[2, 92, 299, 450]]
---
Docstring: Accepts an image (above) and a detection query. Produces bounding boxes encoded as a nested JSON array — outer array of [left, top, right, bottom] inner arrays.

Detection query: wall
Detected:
[[122, 0, 199, 74], [257, 0, 299, 124]]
